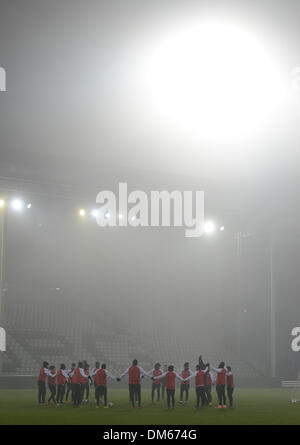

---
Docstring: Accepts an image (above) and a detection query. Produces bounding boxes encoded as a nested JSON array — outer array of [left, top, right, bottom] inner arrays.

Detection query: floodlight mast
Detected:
[[0, 209, 5, 374], [270, 240, 276, 379], [0, 198, 31, 374]]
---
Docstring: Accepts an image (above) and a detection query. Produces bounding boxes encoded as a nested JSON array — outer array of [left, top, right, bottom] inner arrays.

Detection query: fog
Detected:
[[0, 0, 300, 380]]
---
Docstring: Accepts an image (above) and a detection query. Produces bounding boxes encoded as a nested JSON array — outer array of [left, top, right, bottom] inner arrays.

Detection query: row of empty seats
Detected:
[[2, 294, 262, 380]]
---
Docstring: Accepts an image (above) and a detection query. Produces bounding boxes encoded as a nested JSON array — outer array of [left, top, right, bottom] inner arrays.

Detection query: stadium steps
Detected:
[[5, 333, 39, 375]]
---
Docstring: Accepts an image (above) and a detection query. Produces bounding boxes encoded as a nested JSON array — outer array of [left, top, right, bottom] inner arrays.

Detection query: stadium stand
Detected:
[[2, 291, 264, 383]]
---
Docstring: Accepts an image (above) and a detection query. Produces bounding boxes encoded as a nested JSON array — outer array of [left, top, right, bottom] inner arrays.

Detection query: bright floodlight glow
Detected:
[[141, 20, 286, 141], [27, 203, 32, 209], [0, 199, 5, 208], [79, 208, 86, 217], [104, 211, 111, 219], [91, 209, 99, 218], [11, 199, 24, 212], [204, 221, 216, 234], [220, 226, 225, 231]]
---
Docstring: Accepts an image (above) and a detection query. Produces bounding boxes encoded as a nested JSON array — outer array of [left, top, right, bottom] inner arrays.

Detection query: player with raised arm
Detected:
[[117, 359, 151, 408], [198, 355, 206, 369], [92, 363, 116, 408], [187, 364, 208, 408], [153, 365, 187, 409], [211, 361, 227, 408], [90, 361, 99, 376], [81, 363, 91, 404], [91, 361, 100, 403], [65, 363, 75, 403], [204, 364, 215, 406]]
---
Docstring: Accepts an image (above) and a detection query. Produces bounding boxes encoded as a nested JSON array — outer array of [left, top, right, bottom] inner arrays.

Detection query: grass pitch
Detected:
[[0, 388, 299, 425]]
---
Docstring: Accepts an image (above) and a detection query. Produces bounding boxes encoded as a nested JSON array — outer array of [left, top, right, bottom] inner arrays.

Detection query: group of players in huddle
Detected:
[[37, 355, 234, 410]]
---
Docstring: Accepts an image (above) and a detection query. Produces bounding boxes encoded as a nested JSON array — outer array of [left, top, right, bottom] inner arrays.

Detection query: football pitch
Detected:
[[0, 388, 299, 425]]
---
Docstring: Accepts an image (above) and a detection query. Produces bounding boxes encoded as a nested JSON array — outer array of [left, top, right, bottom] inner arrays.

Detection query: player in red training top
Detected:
[[204, 364, 215, 406], [56, 363, 69, 406], [90, 361, 100, 403], [188, 364, 209, 408], [179, 362, 193, 405], [37, 361, 51, 405], [81, 363, 91, 404], [47, 365, 57, 405], [92, 363, 116, 408], [147, 363, 163, 404], [69, 362, 90, 407], [65, 363, 75, 403], [211, 361, 228, 408], [153, 365, 187, 409], [117, 359, 151, 408]]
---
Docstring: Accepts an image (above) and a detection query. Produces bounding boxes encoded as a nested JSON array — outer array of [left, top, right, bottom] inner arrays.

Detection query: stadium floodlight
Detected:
[[79, 208, 86, 217], [140, 20, 286, 141], [204, 220, 216, 235], [0, 199, 5, 208], [27, 203, 32, 209], [11, 199, 24, 212], [220, 226, 225, 231], [91, 209, 99, 218]]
